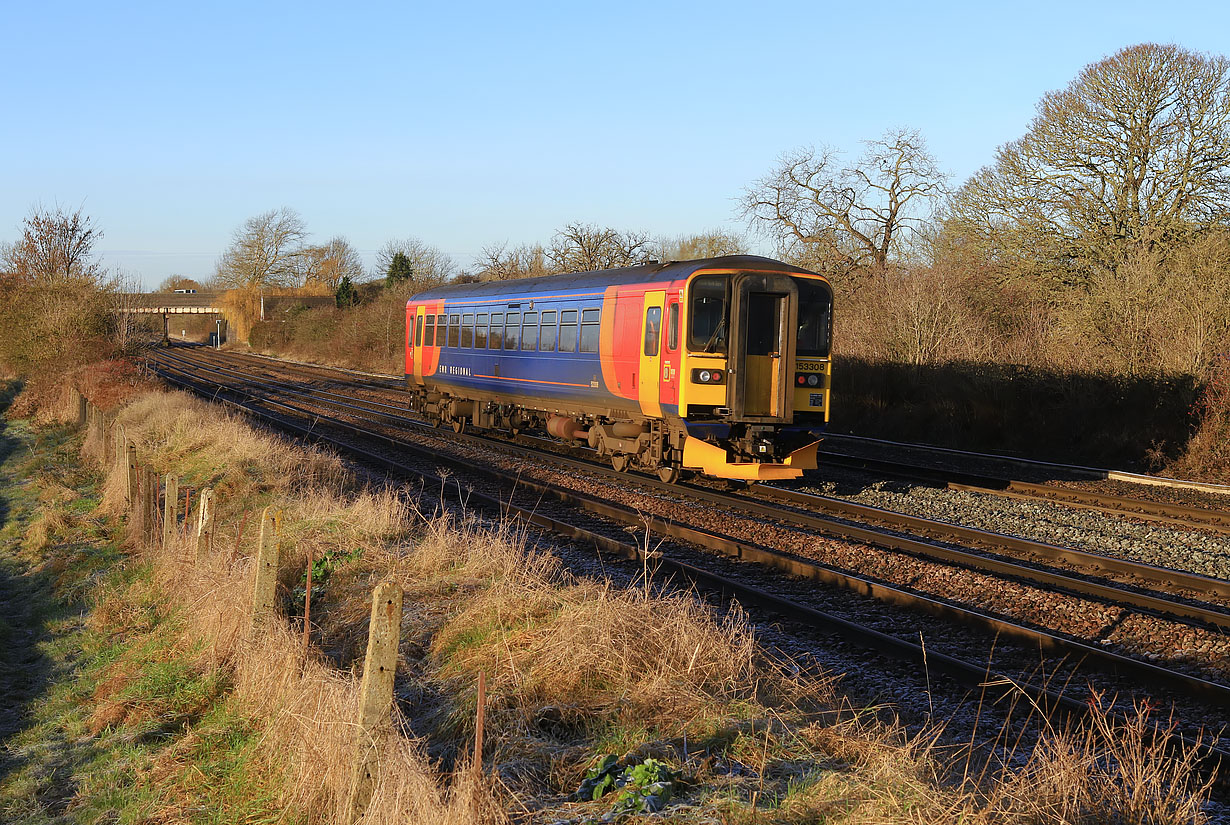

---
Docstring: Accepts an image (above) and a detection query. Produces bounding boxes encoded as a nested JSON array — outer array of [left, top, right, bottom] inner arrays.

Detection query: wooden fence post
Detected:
[[347, 581, 403, 822], [163, 474, 179, 548], [89, 405, 103, 453], [113, 425, 125, 482], [76, 389, 87, 427], [144, 468, 159, 544], [250, 507, 281, 627], [195, 488, 214, 563], [125, 443, 139, 510]]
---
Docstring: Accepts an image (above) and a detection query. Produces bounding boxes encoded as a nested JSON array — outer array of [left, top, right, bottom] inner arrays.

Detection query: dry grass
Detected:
[[78, 385, 1218, 824]]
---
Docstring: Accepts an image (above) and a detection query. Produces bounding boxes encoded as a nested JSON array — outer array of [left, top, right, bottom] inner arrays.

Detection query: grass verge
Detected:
[[0, 375, 1218, 824]]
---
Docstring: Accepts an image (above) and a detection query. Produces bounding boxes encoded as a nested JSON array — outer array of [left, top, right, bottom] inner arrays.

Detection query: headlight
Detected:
[[699, 370, 711, 383], [807, 374, 820, 387]]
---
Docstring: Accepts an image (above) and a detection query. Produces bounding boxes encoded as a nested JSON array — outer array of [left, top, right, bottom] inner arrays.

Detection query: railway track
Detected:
[[144, 347, 1230, 787], [155, 349, 1230, 612], [814, 449, 1230, 534], [146, 349, 1230, 728]]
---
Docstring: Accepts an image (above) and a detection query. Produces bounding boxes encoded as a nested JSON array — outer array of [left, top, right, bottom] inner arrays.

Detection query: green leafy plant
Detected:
[[574, 755, 680, 822]]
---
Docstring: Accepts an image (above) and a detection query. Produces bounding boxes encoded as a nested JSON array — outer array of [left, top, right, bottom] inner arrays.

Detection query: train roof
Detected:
[[408, 255, 816, 303]]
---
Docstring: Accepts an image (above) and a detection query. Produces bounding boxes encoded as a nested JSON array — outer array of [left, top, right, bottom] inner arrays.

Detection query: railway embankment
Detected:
[[0, 365, 1220, 823]]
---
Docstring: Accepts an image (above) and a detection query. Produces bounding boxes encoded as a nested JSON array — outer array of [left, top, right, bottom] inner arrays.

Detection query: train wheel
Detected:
[[611, 454, 630, 473], [452, 418, 466, 434], [657, 465, 680, 484]]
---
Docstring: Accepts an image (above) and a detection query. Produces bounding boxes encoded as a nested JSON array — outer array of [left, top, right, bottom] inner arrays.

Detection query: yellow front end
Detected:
[[791, 358, 831, 421]]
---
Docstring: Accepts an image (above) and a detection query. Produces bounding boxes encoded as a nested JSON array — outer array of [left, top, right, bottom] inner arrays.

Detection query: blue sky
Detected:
[[2, 0, 1228, 289]]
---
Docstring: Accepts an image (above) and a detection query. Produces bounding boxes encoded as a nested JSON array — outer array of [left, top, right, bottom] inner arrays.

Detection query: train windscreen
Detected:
[[688, 275, 728, 353]]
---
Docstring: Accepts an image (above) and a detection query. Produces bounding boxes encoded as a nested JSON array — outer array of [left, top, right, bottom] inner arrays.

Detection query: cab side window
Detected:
[[644, 306, 661, 356], [666, 303, 678, 351]]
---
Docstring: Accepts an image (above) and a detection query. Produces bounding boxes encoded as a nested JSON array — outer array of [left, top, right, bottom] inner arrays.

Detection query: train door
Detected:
[[729, 274, 797, 422], [412, 306, 426, 384], [637, 290, 665, 417], [659, 296, 681, 411]]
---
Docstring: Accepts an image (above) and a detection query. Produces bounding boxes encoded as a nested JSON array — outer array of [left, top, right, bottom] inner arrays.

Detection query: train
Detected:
[[403, 255, 832, 482]]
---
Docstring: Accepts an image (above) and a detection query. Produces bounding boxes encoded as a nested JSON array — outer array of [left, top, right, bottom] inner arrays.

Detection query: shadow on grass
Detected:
[[0, 384, 108, 816]]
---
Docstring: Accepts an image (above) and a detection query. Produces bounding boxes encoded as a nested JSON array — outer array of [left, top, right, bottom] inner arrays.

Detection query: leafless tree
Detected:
[[655, 230, 749, 261], [371, 237, 455, 288], [213, 208, 307, 289], [742, 129, 947, 279], [106, 269, 152, 353], [547, 222, 654, 272], [157, 275, 203, 292], [475, 242, 552, 280], [294, 236, 364, 291], [0, 205, 106, 285], [947, 44, 1230, 278]]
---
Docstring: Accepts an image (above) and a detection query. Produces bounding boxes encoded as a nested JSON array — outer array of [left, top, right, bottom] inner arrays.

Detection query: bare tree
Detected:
[[294, 236, 364, 291], [371, 237, 455, 288], [547, 223, 654, 272], [475, 242, 552, 280], [742, 129, 947, 279], [947, 44, 1230, 278], [0, 205, 105, 285], [655, 230, 748, 261], [107, 269, 152, 353], [214, 208, 307, 289], [157, 275, 203, 292]]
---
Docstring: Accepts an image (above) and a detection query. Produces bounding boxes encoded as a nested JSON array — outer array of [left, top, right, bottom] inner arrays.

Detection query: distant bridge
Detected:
[[127, 292, 226, 314], [125, 292, 336, 342]]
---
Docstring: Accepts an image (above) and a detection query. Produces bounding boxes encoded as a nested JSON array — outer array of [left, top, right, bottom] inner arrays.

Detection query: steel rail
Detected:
[[147, 352, 1230, 707], [816, 450, 1230, 534], [150, 349, 1230, 631], [823, 432, 1230, 497]]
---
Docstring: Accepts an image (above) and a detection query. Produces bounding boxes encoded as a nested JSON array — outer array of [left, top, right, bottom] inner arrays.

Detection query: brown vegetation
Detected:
[[41, 376, 1216, 823]]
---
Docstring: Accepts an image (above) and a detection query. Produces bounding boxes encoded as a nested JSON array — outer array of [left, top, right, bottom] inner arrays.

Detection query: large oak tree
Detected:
[[947, 44, 1230, 281]]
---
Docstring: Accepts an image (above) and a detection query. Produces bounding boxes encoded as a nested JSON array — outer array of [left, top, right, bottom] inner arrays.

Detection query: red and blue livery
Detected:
[[405, 255, 832, 481]]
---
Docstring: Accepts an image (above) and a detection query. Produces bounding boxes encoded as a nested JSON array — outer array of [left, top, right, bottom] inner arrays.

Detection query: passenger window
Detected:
[[489, 313, 504, 349], [521, 312, 538, 352], [644, 306, 661, 356], [505, 312, 520, 350], [579, 309, 600, 353], [666, 303, 678, 351], [447, 314, 460, 347], [424, 315, 435, 346], [559, 309, 578, 353], [461, 313, 474, 348], [415, 315, 423, 347], [539, 310, 557, 352], [475, 313, 488, 349]]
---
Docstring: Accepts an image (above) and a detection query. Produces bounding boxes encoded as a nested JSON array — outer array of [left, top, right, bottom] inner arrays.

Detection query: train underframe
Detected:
[[406, 385, 817, 483]]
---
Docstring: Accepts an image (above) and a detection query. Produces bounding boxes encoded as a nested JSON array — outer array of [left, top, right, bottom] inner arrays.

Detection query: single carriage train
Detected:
[[404, 255, 832, 482]]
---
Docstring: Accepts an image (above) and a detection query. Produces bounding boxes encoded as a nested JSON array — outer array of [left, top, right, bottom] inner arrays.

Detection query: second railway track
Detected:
[[146, 348, 1230, 728]]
